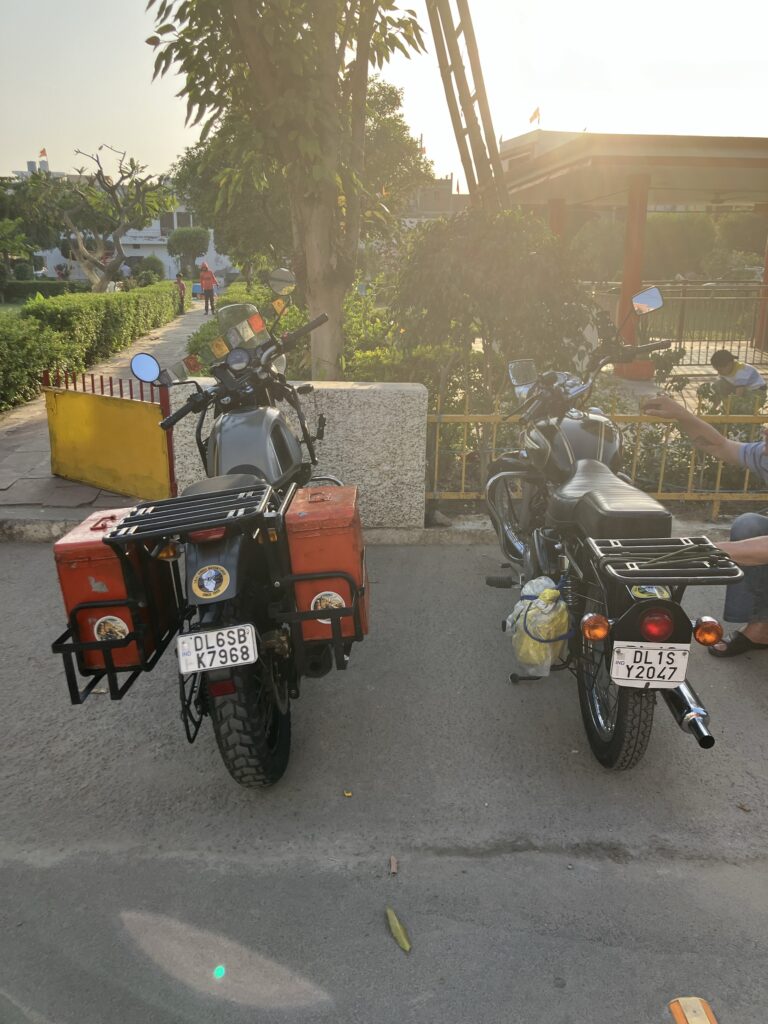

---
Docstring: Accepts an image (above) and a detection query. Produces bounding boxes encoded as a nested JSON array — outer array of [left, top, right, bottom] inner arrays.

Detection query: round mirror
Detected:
[[131, 352, 161, 383], [268, 267, 296, 296]]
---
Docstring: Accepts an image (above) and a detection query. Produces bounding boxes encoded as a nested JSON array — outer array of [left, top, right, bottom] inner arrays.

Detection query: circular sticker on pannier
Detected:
[[93, 615, 129, 641], [192, 564, 230, 599], [311, 591, 345, 624]]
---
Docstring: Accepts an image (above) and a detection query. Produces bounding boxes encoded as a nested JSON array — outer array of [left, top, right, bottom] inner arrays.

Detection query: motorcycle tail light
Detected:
[[581, 613, 610, 642], [693, 616, 723, 646], [188, 527, 227, 542], [639, 607, 674, 642], [208, 679, 236, 697]]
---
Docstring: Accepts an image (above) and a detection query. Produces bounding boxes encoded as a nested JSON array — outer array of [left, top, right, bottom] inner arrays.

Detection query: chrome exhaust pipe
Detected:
[[662, 681, 715, 749]]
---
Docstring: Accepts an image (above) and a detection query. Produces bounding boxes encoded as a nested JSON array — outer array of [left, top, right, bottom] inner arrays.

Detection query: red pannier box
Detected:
[[285, 486, 369, 642], [54, 509, 177, 671]]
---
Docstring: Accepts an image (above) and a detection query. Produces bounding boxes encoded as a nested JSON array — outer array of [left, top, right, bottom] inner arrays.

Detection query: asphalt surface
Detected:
[[1, 543, 767, 1024]]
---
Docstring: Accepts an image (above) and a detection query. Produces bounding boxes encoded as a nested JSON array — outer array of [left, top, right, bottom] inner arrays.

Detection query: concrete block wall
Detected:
[[168, 380, 428, 529]]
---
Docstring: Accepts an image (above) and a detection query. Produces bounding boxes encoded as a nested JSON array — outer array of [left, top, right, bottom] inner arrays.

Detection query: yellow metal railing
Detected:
[[427, 403, 768, 518]]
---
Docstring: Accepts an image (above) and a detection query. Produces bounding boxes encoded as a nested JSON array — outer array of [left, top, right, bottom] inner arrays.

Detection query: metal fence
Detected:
[[589, 281, 768, 367], [427, 404, 768, 519], [41, 370, 164, 403]]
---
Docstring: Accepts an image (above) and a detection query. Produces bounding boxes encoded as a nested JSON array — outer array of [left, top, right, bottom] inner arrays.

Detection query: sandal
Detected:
[[708, 630, 768, 658]]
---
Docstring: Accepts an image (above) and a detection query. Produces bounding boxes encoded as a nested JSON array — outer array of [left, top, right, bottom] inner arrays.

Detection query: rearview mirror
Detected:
[[508, 359, 537, 386], [632, 286, 663, 315], [131, 352, 161, 383], [268, 267, 296, 296]]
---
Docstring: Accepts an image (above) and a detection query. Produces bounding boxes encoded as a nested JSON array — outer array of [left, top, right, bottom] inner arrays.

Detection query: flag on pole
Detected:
[[39, 147, 48, 158], [528, 108, 540, 125]]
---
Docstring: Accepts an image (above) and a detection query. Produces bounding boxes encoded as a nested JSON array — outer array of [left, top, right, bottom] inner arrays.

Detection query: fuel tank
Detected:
[[207, 407, 303, 488], [523, 409, 622, 483]]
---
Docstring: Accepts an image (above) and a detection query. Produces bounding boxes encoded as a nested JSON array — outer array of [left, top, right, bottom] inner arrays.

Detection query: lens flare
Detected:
[[213, 965, 226, 980]]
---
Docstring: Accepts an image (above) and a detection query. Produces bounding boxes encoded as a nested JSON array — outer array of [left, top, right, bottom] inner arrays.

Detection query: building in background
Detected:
[[13, 158, 234, 282]]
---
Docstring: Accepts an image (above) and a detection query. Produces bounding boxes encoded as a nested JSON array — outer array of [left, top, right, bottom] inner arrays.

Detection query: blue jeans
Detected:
[[723, 512, 768, 623]]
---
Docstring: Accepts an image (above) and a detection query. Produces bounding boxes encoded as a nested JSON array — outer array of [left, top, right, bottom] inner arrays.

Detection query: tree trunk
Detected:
[[295, 190, 351, 380]]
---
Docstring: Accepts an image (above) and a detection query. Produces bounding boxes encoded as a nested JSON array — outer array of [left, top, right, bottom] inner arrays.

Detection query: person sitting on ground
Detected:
[[199, 262, 219, 315], [641, 392, 768, 658], [709, 349, 767, 409], [175, 273, 186, 315]]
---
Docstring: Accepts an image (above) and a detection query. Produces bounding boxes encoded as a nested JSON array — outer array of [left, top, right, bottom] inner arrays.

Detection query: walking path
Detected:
[[0, 303, 206, 536]]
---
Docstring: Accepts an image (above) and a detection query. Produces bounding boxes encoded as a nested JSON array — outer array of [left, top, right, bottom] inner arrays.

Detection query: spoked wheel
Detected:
[[575, 589, 655, 770], [488, 476, 536, 575], [209, 650, 291, 788]]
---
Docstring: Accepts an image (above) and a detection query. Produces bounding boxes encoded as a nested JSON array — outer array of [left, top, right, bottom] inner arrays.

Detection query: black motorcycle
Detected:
[[486, 287, 742, 770], [53, 270, 367, 789]]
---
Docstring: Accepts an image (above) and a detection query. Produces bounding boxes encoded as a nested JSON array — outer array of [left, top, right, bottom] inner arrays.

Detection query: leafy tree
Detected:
[[717, 212, 768, 256], [570, 217, 624, 281], [0, 218, 33, 272], [643, 213, 716, 279], [20, 148, 175, 291], [134, 254, 166, 279], [393, 208, 590, 413], [167, 225, 210, 274], [148, 1, 424, 379]]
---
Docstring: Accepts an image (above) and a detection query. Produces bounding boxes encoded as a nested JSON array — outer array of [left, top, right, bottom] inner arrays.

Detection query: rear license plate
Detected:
[[177, 624, 258, 674], [610, 642, 690, 688]]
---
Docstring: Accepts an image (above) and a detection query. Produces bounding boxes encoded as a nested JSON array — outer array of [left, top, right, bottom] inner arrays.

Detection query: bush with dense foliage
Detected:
[[132, 254, 166, 280], [13, 262, 34, 281], [2, 279, 90, 302], [0, 313, 81, 411]]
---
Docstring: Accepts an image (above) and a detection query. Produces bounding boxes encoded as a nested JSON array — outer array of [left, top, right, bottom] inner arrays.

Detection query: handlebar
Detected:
[[160, 401, 194, 431], [281, 313, 329, 352]]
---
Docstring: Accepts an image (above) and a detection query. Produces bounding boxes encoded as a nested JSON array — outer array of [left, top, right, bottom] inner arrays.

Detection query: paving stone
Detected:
[[0, 469, 21, 491], [47, 483, 102, 507], [0, 478, 59, 505], [0, 451, 50, 472]]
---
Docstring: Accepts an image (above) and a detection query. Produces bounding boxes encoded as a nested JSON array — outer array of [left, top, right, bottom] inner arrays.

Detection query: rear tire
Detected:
[[575, 589, 655, 770], [209, 653, 291, 788]]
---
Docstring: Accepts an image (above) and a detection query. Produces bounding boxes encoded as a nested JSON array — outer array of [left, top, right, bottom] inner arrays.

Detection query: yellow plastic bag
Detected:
[[506, 576, 570, 678]]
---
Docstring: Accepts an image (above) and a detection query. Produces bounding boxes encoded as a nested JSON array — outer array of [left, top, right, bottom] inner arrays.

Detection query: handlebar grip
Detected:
[[159, 402, 193, 431], [281, 313, 329, 351]]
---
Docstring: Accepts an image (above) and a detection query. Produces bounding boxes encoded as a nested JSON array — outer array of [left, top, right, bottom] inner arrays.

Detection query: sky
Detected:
[[2, 0, 768, 186]]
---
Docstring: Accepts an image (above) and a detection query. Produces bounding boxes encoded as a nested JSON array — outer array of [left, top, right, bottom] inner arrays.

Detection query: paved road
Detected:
[[1, 543, 767, 1023]]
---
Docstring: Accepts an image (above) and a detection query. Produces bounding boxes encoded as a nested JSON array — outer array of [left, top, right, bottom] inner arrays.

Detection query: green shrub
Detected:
[[2, 279, 90, 302], [137, 270, 160, 287], [0, 312, 84, 411], [133, 254, 165, 279], [13, 262, 34, 281], [20, 283, 177, 365]]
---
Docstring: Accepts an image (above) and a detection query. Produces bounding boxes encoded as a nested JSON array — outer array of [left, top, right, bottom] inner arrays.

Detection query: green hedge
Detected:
[[2, 279, 90, 302], [0, 313, 81, 412], [0, 283, 179, 409], [20, 283, 178, 364]]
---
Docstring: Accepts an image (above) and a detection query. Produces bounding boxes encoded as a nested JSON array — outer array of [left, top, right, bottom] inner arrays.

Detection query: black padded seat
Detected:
[[182, 473, 266, 497], [547, 459, 671, 539]]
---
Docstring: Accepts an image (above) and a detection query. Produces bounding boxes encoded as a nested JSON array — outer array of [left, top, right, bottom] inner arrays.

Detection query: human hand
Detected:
[[640, 392, 686, 419]]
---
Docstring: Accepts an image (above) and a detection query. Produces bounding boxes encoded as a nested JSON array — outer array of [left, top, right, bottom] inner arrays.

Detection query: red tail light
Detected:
[[639, 607, 674, 642], [208, 679, 236, 697], [188, 527, 227, 542]]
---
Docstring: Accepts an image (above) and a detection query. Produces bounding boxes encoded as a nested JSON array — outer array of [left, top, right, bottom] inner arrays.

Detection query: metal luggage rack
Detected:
[[52, 596, 180, 705], [587, 536, 744, 586], [105, 483, 278, 544]]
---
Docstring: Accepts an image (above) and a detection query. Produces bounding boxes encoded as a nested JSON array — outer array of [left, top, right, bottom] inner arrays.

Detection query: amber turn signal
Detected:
[[156, 541, 182, 561], [581, 612, 611, 642], [693, 616, 723, 646]]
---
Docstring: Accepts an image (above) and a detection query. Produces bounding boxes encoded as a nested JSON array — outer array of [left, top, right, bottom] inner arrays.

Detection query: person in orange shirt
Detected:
[[199, 262, 219, 315]]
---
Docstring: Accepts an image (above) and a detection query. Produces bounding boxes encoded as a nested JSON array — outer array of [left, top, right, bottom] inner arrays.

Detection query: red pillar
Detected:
[[548, 197, 567, 238], [615, 174, 652, 381]]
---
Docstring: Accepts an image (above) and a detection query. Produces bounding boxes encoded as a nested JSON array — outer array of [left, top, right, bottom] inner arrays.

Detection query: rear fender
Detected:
[[184, 534, 244, 607]]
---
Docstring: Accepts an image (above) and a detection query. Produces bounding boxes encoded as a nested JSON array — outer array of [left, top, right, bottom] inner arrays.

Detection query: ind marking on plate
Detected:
[[610, 643, 690, 688]]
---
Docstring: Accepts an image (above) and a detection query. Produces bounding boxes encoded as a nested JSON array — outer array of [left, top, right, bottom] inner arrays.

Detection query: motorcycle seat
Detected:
[[182, 473, 266, 497], [547, 459, 671, 539]]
